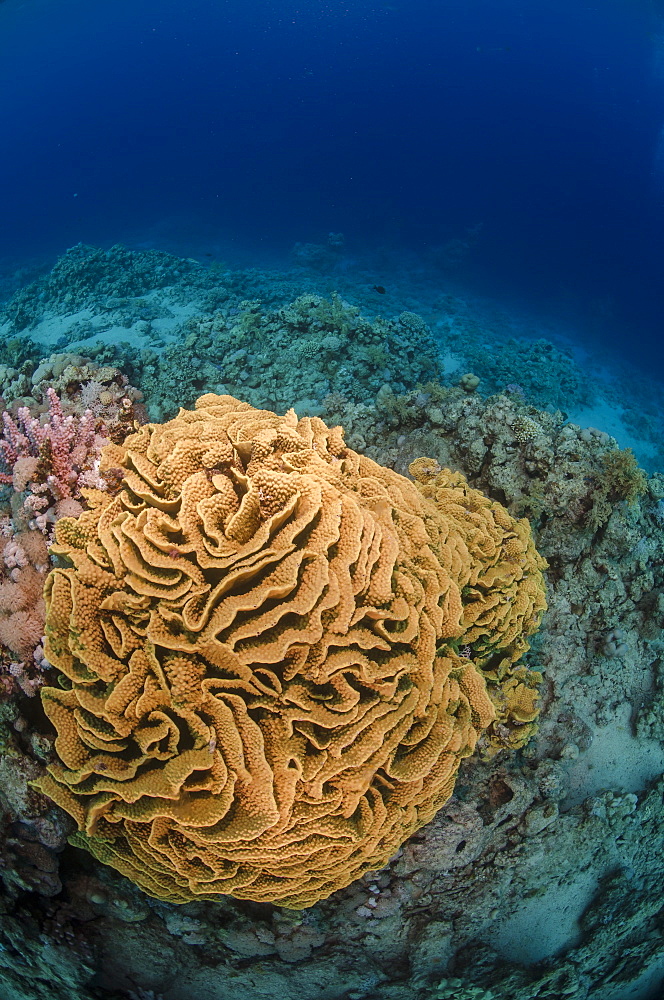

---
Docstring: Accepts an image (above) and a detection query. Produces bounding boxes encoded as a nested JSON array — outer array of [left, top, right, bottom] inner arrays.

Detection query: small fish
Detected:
[[372, 285, 386, 294]]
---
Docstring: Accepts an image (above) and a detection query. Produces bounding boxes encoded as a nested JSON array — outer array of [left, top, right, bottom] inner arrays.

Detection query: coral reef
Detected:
[[114, 293, 442, 422], [0, 247, 662, 1000], [0, 347, 143, 427], [35, 394, 545, 907], [1, 243, 196, 333], [459, 338, 592, 412], [0, 246, 444, 426]]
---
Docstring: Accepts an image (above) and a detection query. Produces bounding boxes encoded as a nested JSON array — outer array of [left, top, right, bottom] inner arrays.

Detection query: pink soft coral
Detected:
[[0, 388, 110, 533], [1, 388, 100, 496]]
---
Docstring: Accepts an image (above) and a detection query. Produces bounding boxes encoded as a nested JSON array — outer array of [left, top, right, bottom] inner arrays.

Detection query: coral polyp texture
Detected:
[[35, 394, 546, 907]]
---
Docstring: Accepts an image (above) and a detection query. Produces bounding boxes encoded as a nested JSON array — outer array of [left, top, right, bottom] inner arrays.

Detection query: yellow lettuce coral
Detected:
[[35, 394, 546, 907]]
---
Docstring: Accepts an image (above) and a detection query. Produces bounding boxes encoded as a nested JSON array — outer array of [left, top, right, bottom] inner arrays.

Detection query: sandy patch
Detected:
[[567, 399, 657, 467], [1, 290, 202, 357], [489, 866, 599, 964], [562, 702, 664, 808]]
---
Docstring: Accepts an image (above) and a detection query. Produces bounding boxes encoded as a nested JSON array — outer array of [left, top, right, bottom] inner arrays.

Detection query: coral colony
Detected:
[[36, 395, 545, 907]]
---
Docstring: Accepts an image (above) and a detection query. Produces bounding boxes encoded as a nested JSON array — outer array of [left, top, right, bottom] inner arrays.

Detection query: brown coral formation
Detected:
[[35, 394, 546, 908]]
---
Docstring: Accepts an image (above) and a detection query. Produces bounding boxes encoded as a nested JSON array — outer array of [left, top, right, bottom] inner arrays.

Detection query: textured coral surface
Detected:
[[36, 394, 545, 907]]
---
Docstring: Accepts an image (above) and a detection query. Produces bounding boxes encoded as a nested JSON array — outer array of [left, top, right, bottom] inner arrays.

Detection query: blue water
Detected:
[[1, 0, 664, 373]]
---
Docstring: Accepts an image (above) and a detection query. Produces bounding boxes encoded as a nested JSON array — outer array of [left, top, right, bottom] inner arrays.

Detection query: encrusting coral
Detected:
[[35, 394, 546, 908]]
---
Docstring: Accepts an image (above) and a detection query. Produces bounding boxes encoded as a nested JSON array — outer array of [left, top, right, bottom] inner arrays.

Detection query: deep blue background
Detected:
[[1, 0, 663, 371]]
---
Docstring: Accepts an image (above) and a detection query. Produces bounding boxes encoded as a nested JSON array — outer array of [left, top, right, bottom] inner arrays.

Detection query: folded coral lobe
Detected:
[[36, 393, 546, 907]]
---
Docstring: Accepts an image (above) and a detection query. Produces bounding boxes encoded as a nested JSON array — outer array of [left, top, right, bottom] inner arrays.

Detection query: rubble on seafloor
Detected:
[[0, 247, 662, 1000]]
